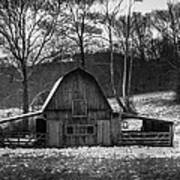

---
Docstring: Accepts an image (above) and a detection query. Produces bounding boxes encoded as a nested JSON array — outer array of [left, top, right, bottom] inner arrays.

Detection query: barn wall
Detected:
[[45, 111, 111, 122], [44, 69, 113, 147]]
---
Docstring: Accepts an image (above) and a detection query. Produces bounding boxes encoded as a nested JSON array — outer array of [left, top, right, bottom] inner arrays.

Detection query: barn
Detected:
[[36, 67, 122, 147]]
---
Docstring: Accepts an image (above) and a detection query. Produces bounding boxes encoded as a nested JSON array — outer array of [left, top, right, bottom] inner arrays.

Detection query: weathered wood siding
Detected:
[[44, 69, 112, 147], [46, 70, 110, 114], [97, 120, 111, 145], [47, 121, 63, 147]]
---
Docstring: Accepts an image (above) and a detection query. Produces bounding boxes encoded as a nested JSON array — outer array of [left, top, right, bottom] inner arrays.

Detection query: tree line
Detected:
[[0, 0, 179, 115]]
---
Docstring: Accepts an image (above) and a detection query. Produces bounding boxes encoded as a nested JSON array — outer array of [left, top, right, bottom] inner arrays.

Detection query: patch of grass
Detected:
[[0, 147, 180, 180]]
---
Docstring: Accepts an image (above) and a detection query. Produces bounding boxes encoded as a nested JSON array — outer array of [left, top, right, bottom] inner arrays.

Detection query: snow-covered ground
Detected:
[[132, 91, 180, 147], [132, 91, 180, 122], [0, 108, 22, 119], [0, 146, 178, 159]]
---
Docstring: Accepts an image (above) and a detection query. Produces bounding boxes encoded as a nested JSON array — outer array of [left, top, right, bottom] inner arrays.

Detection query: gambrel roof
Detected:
[[41, 67, 117, 112]]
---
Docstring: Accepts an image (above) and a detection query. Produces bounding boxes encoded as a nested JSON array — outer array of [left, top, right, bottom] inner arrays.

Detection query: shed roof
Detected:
[[0, 111, 43, 124], [122, 112, 173, 124], [41, 77, 63, 111]]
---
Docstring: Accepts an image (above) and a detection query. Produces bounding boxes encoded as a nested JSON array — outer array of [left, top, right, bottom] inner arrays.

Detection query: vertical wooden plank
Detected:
[[47, 121, 60, 147], [170, 124, 174, 147], [97, 120, 111, 145], [85, 136, 89, 145], [72, 136, 76, 146], [79, 136, 84, 146], [66, 136, 70, 146], [103, 121, 111, 146], [59, 121, 63, 147], [89, 135, 94, 145], [97, 121, 103, 144]]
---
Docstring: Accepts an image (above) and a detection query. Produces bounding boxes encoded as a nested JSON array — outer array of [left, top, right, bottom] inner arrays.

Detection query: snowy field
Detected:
[[0, 108, 22, 119], [132, 91, 180, 121], [0, 146, 179, 159]]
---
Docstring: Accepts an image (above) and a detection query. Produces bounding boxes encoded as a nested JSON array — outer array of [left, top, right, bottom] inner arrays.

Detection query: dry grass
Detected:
[[0, 147, 180, 180]]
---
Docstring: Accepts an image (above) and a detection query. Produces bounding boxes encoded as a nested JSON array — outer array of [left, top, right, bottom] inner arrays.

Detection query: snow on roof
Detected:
[[122, 112, 173, 123], [41, 77, 63, 111], [107, 97, 123, 113], [0, 110, 42, 124]]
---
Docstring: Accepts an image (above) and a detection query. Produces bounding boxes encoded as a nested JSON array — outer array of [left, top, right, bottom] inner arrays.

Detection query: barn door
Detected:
[[97, 120, 111, 145], [36, 118, 46, 133], [47, 121, 63, 147]]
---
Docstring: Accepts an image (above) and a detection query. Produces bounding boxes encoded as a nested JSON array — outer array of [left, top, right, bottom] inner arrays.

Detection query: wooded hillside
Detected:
[[0, 52, 175, 109]]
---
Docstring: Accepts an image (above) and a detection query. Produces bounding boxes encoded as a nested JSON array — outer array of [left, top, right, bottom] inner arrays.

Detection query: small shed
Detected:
[[121, 113, 174, 146], [39, 68, 122, 147]]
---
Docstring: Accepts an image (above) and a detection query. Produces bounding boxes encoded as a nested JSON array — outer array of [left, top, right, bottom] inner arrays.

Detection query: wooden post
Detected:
[[111, 114, 122, 145], [170, 124, 174, 147], [118, 113, 122, 145]]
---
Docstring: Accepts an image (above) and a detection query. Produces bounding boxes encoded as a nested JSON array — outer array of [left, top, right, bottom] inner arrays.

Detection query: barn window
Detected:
[[65, 125, 95, 136], [87, 126, 94, 134], [77, 125, 95, 135], [66, 126, 74, 134], [79, 126, 86, 134], [72, 99, 87, 117], [78, 125, 95, 135]]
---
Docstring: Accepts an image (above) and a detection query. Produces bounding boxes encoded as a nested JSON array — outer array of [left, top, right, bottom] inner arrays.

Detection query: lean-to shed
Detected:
[[40, 68, 122, 147]]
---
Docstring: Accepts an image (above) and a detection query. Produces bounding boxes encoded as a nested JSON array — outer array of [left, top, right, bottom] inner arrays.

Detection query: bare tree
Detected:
[[114, 0, 134, 110], [151, 2, 180, 67], [114, 0, 139, 111], [0, 0, 61, 115], [59, 0, 100, 68], [98, 0, 123, 96], [133, 13, 152, 61]]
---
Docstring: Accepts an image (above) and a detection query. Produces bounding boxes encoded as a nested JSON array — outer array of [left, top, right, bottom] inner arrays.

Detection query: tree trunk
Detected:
[[22, 63, 29, 131], [127, 50, 133, 97], [122, 44, 128, 106], [108, 24, 116, 96], [80, 38, 85, 68], [122, 21, 129, 105], [110, 47, 116, 96], [122, 9, 131, 110]]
